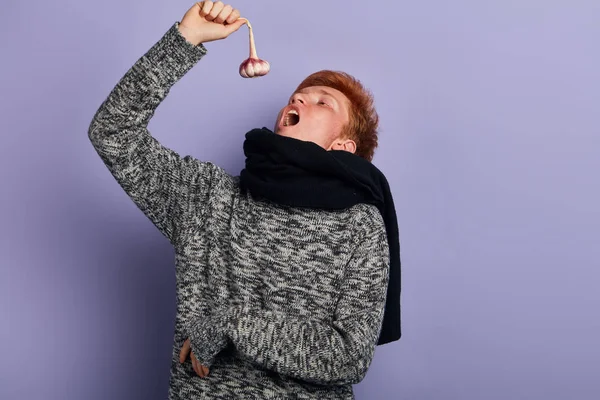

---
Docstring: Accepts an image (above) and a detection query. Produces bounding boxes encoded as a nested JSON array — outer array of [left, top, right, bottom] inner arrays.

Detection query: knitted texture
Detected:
[[88, 22, 390, 400]]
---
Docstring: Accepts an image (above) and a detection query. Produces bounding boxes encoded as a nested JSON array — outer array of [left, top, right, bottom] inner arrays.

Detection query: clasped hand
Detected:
[[179, 338, 210, 378], [178, 308, 229, 378]]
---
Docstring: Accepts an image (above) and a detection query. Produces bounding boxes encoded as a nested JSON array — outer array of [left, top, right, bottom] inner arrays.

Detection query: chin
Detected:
[[276, 125, 301, 139]]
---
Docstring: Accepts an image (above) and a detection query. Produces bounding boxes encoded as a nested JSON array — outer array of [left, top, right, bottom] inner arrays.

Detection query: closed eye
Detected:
[[318, 101, 328, 106]]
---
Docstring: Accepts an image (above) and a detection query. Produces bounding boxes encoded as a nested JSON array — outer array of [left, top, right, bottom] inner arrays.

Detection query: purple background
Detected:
[[1, 0, 599, 399]]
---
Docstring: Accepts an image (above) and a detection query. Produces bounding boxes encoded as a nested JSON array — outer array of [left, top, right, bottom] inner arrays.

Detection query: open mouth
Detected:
[[283, 109, 300, 126]]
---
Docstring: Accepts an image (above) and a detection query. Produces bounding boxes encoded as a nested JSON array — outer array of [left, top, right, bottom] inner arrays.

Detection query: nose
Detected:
[[291, 94, 305, 105]]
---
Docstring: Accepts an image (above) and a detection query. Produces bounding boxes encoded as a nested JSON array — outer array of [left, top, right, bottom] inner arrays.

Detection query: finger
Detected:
[[191, 354, 200, 376], [206, 1, 225, 21], [214, 4, 232, 24], [199, 364, 208, 378], [225, 8, 241, 24], [201, 365, 210, 377], [199, 1, 213, 17], [179, 339, 191, 363], [225, 18, 246, 35], [192, 353, 205, 377]]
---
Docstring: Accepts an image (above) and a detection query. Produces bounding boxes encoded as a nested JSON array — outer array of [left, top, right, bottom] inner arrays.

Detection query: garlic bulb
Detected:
[[239, 57, 270, 78], [238, 18, 270, 78]]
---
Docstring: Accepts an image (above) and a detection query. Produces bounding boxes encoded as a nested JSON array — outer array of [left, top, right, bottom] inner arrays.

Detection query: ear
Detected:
[[330, 139, 357, 154]]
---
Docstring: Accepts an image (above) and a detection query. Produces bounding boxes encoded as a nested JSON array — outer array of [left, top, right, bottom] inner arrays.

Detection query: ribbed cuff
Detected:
[[188, 309, 229, 367]]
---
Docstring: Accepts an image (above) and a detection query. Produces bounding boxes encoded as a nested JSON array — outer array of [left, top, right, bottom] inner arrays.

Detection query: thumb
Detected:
[[225, 18, 246, 35], [179, 339, 191, 363]]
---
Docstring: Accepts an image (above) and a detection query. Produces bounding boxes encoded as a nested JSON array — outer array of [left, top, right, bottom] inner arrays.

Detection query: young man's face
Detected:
[[274, 86, 356, 153]]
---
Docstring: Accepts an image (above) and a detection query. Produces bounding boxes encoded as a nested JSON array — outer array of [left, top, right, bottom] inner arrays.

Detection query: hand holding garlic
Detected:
[[179, 2, 246, 45], [179, 2, 269, 78], [237, 18, 270, 78]]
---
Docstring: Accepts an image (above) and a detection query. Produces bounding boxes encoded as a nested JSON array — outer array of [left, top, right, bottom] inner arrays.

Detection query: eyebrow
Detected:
[[315, 89, 332, 95]]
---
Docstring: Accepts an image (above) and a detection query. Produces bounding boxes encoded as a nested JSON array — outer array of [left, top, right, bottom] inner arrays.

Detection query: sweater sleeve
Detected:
[[224, 211, 390, 386], [88, 22, 218, 243]]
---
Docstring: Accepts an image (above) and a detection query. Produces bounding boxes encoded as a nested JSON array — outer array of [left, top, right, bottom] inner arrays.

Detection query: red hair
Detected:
[[295, 70, 380, 161]]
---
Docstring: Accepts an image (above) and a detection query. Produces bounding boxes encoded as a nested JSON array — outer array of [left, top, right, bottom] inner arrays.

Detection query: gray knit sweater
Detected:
[[88, 22, 390, 400]]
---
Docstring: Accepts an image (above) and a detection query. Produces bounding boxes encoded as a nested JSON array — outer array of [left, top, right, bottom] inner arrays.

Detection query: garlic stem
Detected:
[[238, 18, 259, 59]]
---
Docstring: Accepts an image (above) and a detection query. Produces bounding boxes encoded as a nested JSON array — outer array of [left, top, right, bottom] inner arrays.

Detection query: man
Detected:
[[88, 2, 401, 399]]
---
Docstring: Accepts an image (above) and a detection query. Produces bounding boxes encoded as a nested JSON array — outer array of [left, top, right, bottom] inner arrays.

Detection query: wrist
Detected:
[[177, 23, 205, 46]]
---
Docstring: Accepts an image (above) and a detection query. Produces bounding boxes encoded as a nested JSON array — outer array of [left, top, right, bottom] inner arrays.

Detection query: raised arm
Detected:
[[88, 3, 246, 243]]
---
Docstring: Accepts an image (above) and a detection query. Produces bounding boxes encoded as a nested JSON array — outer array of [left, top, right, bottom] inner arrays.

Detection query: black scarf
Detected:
[[239, 128, 401, 346]]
